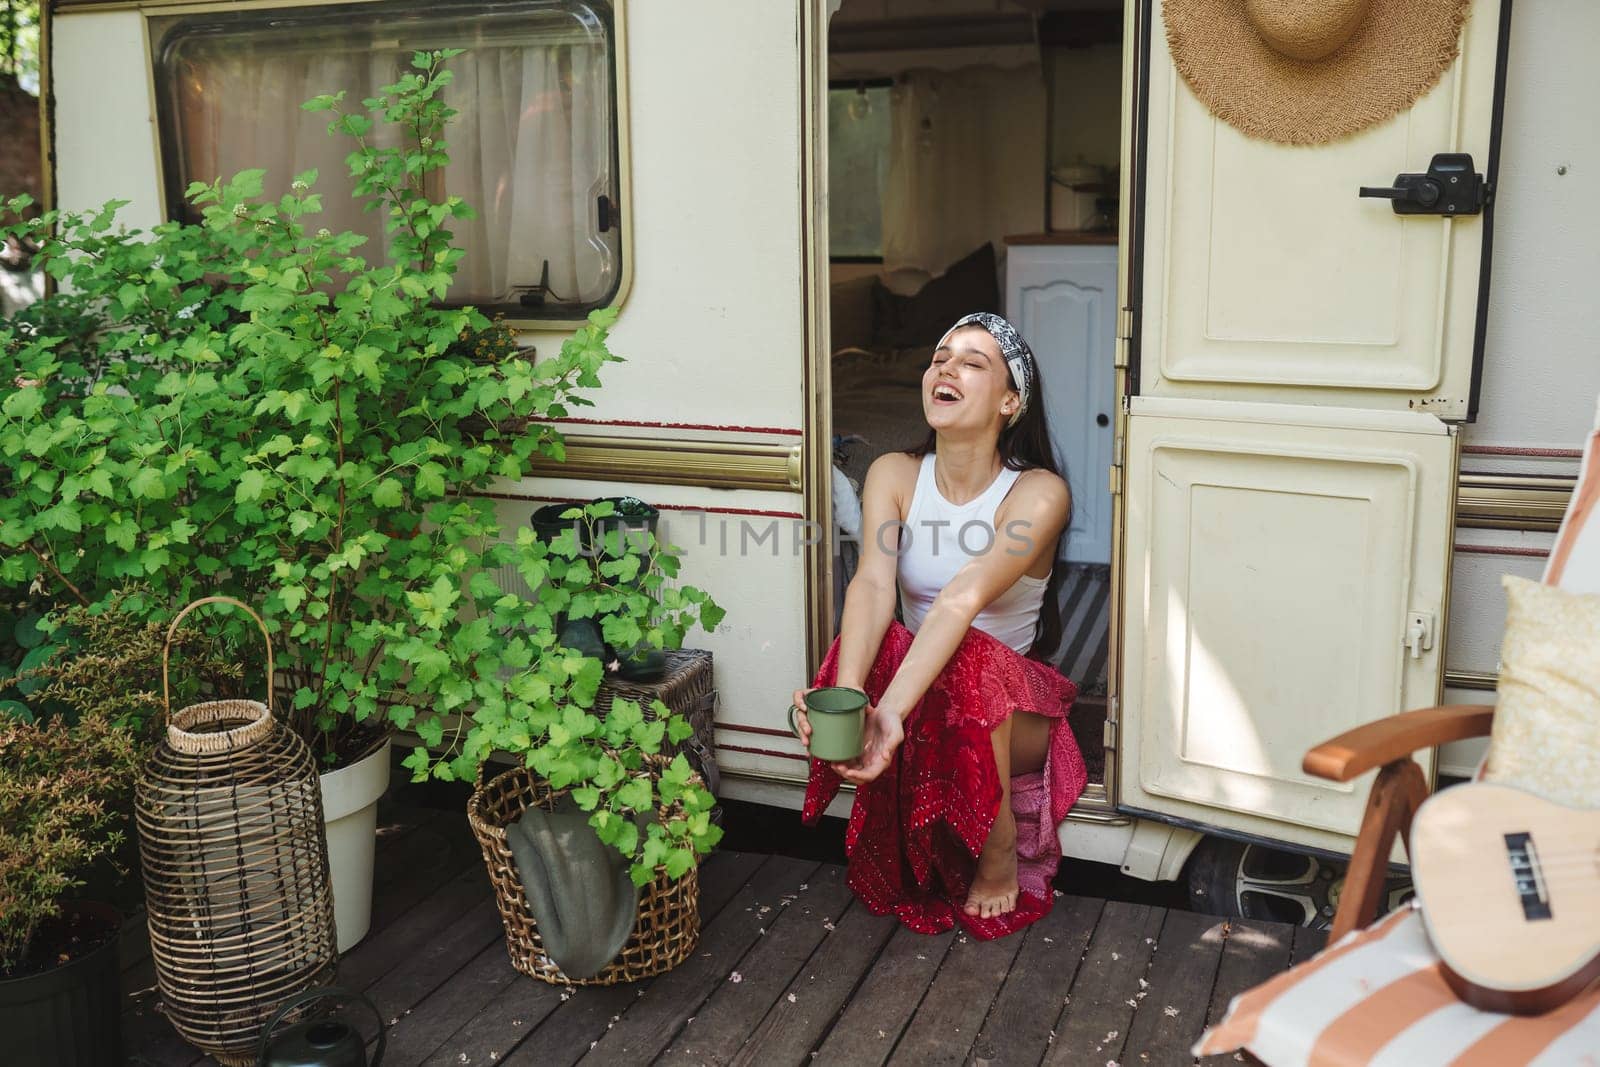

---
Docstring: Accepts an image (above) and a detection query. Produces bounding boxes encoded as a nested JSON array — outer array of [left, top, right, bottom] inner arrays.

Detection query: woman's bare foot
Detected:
[[964, 806, 1019, 919]]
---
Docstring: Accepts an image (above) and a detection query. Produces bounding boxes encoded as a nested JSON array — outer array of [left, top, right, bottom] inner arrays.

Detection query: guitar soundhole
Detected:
[[1504, 832, 1552, 921]]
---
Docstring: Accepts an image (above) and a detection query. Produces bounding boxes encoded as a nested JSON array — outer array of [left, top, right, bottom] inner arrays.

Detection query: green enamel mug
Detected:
[[789, 686, 867, 762]]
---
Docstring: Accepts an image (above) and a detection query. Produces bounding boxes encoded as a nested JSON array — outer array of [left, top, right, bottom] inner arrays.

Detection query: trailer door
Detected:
[[1117, 0, 1510, 853]]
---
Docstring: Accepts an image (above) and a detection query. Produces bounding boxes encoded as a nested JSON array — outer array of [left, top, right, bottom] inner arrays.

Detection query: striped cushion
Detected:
[[1195, 907, 1600, 1065]]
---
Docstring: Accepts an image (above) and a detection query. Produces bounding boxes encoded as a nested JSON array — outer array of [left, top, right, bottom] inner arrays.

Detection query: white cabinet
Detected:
[[1005, 241, 1117, 564]]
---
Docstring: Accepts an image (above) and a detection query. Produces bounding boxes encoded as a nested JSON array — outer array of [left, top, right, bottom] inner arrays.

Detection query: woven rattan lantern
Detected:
[[135, 597, 338, 1066]]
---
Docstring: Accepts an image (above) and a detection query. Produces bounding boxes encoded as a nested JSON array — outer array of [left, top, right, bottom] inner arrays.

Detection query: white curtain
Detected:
[[172, 36, 613, 307], [882, 66, 1047, 275], [444, 45, 611, 304]]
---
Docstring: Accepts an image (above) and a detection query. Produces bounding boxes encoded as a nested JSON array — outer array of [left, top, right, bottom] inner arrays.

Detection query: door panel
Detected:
[[1007, 244, 1116, 564], [1139, 0, 1505, 418], [1119, 398, 1456, 852]]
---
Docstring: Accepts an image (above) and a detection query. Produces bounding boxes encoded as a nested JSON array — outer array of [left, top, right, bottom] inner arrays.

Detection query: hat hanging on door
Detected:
[[1162, 0, 1473, 146]]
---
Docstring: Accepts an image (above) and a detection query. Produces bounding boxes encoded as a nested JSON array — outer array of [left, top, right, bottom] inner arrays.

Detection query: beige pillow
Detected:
[[1483, 575, 1600, 808]]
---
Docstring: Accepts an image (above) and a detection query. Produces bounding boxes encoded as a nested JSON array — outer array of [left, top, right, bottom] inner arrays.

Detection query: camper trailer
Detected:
[[39, 0, 1600, 927]]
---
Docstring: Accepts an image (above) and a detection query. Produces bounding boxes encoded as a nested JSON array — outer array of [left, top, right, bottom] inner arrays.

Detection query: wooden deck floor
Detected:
[[123, 802, 1324, 1066]]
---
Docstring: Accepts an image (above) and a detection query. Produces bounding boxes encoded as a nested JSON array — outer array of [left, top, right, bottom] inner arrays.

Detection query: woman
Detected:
[[794, 311, 1087, 940]]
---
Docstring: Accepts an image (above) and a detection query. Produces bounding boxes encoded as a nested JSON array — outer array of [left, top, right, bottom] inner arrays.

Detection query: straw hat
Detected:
[[1163, 0, 1473, 146]]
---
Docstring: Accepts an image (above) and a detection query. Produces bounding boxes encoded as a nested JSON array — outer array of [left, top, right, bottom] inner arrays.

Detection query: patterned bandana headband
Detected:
[[935, 312, 1037, 428]]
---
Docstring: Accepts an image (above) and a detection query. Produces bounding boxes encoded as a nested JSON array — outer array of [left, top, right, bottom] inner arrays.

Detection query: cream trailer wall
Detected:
[[48, 0, 818, 794], [1440, 0, 1600, 773], [43, 0, 1600, 801]]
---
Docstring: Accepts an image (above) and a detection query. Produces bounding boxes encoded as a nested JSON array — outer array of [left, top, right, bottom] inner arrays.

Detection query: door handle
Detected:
[[1096, 413, 1110, 427], [1360, 153, 1486, 217]]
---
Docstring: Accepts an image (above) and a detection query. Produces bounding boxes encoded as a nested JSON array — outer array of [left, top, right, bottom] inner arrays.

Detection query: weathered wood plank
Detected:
[[365, 808, 485, 936], [658, 861, 855, 1064], [887, 924, 1026, 1067], [1197, 918, 1295, 1067], [1043, 901, 1166, 1067], [970, 894, 1104, 1066], [422, 851, 767, 1067], [381, 941, 521, 1067], [365, 895, 505, 1019], [728, 900, 896, 1067], [568, 855, 821, 1066], [1292, 923, 1329, 962], [811, 923, 957, 1067], [338, 861, 493, 993], [1122, 908, 1228, 1066]]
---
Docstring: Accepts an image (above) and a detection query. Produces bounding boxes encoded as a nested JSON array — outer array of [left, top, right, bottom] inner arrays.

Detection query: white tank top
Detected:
[[896, 454, 1049, 654]]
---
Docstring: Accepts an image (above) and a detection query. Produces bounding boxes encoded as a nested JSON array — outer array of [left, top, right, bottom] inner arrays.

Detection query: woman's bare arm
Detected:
[[873, 470, 1070, 723], [832, 453, 917, 688]]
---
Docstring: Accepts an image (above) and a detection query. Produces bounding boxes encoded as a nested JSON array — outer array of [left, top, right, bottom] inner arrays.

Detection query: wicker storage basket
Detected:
[[135, 598, 337, 1067], [468, 760, 700, 986], [595, 649, 720, 808], [596, 649, 714, 756]]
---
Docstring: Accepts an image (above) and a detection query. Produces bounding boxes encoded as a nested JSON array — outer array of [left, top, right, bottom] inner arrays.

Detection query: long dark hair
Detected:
[[906, 343, 1074, 663]]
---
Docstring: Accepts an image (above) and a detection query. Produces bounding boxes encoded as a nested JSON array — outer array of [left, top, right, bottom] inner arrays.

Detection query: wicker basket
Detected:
[[468, 761, 700, 986], [596, 649, 715, 757], [595, 649, 720, 812], [135, 597, 337, 1067]]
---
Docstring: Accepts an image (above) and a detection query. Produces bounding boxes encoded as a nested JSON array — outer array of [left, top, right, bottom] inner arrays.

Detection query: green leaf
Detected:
[[664, 848, 694, 880], [571, 786, 601, 811], [129, 467, 166, 500], [1, 386, 42, 421], [13, 614, 47, 649], [236, 469, 268, 503], [414, 462, 446, 498], [372, 477, 404, 507], [614, 778, 652, 812], [86, 468, 115, 497], [0, 699, 34, 723]]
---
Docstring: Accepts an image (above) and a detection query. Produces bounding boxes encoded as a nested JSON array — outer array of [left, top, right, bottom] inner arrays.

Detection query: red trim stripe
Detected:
[[1453, 544, 1550, 558], [549, 416, 803, 436], [715, 742, 808, 763], [714, 722, 796, 739], [1461, 445, 1583, 459]]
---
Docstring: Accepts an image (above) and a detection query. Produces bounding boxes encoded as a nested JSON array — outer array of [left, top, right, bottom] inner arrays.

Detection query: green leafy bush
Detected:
[[0, 52, 723, 879], [0, 712, 138, 973]]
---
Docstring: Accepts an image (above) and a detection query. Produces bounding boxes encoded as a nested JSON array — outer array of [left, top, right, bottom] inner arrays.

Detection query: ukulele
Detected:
[[1409, 780, 1600, 1015]]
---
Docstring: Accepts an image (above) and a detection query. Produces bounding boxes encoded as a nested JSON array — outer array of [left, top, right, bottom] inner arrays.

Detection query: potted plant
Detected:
[[463, 499, 726, 983], [0, 712, 138, 1067], [0, 51, 618, 951], [530, 496, 669, 679]]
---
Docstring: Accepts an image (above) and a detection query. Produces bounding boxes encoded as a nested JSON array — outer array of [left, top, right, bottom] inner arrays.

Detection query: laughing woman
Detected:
[[794, 312, 1088, 939]]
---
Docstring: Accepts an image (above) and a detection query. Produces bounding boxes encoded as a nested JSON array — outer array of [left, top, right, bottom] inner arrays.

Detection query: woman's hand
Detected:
[[790, 687, 815, 749], [830, 703, 904, 785]]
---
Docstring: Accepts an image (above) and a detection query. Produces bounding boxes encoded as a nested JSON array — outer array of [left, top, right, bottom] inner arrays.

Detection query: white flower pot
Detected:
[[318, 739, 391, 953]]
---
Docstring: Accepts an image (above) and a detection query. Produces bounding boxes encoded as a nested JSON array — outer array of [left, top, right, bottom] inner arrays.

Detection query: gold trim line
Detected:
[[525, 434, 802, 493], [1444, 669, 1496, 692], [1455, 474, 1575, 532]]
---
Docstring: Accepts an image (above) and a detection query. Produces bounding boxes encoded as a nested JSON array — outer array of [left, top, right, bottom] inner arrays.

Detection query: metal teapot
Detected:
[[257, 986, 385, 1067]]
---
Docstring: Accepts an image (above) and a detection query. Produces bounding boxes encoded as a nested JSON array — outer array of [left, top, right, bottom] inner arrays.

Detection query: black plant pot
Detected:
[[530, 502, 586, 547], [529, 498, 659, 555], [0, 902, 123, 1067], [590, 496, 659, 559], [614, 646, 667, 682]]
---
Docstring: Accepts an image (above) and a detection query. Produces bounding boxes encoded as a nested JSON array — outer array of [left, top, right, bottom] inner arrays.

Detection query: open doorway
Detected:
[[824, 1, 1123, 785]]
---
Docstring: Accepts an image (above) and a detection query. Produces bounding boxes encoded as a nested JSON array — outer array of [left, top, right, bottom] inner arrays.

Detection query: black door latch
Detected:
[[1359, 153, 1487, 216]]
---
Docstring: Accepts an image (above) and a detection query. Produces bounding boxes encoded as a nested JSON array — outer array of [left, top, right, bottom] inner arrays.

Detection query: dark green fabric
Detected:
[[505, 798, 641, 980]]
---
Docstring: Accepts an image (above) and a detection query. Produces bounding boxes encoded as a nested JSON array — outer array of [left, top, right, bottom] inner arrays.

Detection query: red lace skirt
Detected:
[[801, 621, 1088, 940]]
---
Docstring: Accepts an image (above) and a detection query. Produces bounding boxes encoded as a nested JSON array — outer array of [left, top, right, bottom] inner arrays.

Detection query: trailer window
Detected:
[[828, 83, 891, 262], [151, 0, 622, 322]]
